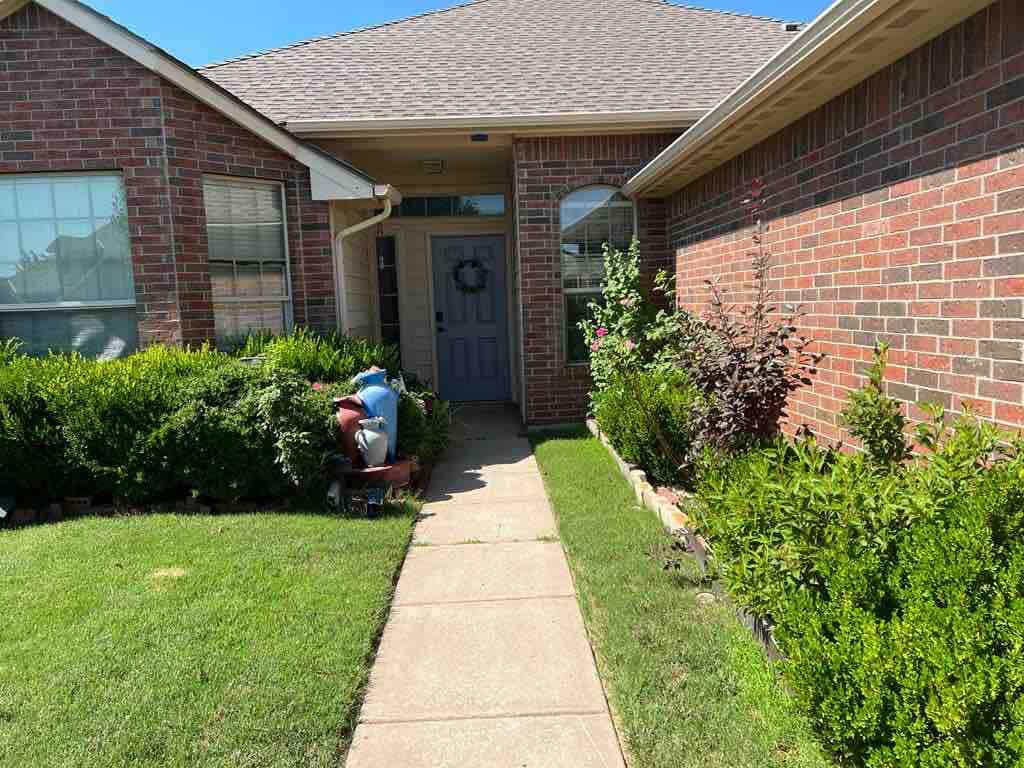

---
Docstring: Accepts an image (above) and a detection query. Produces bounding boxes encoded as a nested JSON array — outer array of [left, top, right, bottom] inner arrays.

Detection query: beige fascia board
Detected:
[[624, 0, 993, 198], [25, 0, 381, 202], [0, 0, 29, 19], [286, 110, 707, 138]]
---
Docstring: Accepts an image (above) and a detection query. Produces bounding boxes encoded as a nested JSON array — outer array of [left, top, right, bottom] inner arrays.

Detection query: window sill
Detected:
[[0, 300, 136, 312]]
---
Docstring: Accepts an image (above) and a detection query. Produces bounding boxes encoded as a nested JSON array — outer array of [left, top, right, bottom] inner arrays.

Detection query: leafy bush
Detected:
[[592, 370, 705, 487], [0, 329, 418, 507], [679, 241, 820, 453], [146, 362, 281, 501], [229, 328, 401, 384], [581, 186, 820, 484], [579, 239, 657, 391], [55, 347, 227, 502], [840, 343, 910, 466], [695, 416, 1024, 767], [0, 355, 74, 501], [397, 391, 451, 465], [0, 337, 23, 367]]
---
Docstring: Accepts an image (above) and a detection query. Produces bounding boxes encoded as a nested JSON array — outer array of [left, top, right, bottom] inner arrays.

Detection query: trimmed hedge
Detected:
[[696, 421, 1024, 767], [591, 370, 705, 488], [0, 331, 447, 507]]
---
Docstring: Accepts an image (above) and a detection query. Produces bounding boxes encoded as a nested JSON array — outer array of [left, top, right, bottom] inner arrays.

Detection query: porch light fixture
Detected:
[[470, 133, 489, 142]]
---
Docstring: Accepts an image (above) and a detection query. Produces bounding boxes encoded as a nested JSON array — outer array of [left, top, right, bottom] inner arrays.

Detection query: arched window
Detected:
[[560, 186, 634, 363]]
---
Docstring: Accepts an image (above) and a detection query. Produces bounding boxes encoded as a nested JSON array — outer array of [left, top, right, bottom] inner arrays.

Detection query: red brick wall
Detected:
[[160, 82, 336, 340], [668, 1, 1024, 440], [0, 3, 180, 345], [515, 134, 678, 425], [0, 3, 335, 348]]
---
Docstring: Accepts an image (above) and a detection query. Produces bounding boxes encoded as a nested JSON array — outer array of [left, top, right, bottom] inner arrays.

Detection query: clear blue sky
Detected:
[[86, 0, 833, 67]]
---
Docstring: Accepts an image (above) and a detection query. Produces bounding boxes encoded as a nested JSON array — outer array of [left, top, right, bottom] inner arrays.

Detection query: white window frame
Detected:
[[203, 175, 294, 336], [559, 185, 636, 365], [0, 171, 136, 315]]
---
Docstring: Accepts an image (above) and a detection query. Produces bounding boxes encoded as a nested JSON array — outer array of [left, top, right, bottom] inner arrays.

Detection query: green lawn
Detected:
[[0, 509, 415, 767], [532, 431, 832, 768]]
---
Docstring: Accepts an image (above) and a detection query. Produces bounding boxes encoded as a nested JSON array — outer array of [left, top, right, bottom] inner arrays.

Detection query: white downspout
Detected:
[[338, 196, 393, 243], [334, 191, 397, 335]]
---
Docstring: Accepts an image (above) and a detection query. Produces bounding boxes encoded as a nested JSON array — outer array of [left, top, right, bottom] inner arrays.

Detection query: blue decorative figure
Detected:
[[352, 369, 399, 463]]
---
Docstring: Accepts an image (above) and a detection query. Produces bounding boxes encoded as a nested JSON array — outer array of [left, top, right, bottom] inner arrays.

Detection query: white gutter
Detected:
[[287, 109, 707, 136], [333, 188, 400, 334], [623, 0, 992, 197]]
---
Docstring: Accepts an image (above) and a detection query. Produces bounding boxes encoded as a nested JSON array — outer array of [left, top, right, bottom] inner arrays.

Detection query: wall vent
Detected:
[[421, 158, 447, 175]]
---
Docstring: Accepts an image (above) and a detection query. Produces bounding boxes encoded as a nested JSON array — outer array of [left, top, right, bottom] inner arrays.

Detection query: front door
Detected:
[[432, 235, 510, 402]]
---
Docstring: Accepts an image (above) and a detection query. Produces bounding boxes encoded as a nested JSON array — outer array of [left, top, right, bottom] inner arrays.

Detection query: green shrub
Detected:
[[397, 391, 451, 465], [0, 355, 75, 501], [0, 337, 23, 366], [0, 330, 439, 507], [245, 368, 338, 496], [54, 346, 227, 502], [592, 370, 705, 487], [146, 361, 280, 501], [230, 328, 401, 384], [840, 343, 910, 467], [578, 239, 657, 391], [696, 418, 1024, 766], [145, 362, 339, 503]]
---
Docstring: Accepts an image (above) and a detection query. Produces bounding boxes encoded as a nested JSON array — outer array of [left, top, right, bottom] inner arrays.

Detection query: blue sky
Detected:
[[86, 0, 833, 67]]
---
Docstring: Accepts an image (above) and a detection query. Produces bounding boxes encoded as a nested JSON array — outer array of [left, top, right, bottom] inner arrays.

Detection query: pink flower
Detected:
[[312, 383, 324, 391], [596, 327, 608, 338], [591, 340, 602, 352], [620, 297, 635, 308], [624, 339, 636, 351]]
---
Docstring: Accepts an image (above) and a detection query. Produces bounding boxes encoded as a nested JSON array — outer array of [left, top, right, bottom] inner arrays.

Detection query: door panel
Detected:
[[432, 235, 510, 401]]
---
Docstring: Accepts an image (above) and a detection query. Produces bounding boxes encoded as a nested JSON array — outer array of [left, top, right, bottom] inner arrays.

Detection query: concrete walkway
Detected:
[[345, 405, 626, 768]]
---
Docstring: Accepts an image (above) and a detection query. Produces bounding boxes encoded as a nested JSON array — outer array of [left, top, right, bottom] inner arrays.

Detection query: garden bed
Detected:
[[0, 507, 416, 767], [0, 330, 450, 519]]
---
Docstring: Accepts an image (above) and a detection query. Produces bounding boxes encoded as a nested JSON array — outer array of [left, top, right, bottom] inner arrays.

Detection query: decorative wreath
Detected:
[[452, 258, 489, 295]]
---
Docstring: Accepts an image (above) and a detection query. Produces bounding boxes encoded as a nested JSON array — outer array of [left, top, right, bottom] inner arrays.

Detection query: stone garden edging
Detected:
[[586, 418, 783, 661]]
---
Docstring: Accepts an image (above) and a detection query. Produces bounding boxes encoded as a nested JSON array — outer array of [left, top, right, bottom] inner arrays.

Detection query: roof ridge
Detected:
[[200, 0, 497, 70], [631, 0, 789, 24], [200, 0, 798, 71]]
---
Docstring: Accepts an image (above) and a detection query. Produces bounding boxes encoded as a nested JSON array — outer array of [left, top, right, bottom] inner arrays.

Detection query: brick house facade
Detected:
[[0, 3, 337, 349], [666, 0, 1024, 438], [514, 134, 676, 425], [4, 0, 1020, 432]]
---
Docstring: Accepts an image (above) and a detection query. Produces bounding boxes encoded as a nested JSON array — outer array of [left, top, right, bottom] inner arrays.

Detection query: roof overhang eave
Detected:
[[285, 109, 708, 138], [624, 0, 995, 199]]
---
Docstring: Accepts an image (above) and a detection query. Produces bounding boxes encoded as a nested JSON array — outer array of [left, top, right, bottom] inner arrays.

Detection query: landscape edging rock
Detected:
[[586, 418, 782, 661]]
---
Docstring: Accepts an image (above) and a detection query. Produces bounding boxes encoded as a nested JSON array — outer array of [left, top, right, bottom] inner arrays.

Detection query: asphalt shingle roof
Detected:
[[200, 0, 799, 125]]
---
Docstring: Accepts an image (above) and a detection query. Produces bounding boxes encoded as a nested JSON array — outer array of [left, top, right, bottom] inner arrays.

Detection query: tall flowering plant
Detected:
[[579, 239, 651, 392]]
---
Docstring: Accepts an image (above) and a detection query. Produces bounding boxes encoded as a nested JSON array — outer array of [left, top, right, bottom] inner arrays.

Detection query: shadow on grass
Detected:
[[0, 496, 422, 536]]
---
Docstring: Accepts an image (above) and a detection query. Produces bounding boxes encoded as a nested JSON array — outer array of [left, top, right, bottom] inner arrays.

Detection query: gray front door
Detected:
[[432, 235, 510, 402]]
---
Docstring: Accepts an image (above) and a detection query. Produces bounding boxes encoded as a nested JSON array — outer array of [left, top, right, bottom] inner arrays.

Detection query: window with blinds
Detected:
[[203, 177, 292, 342]]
